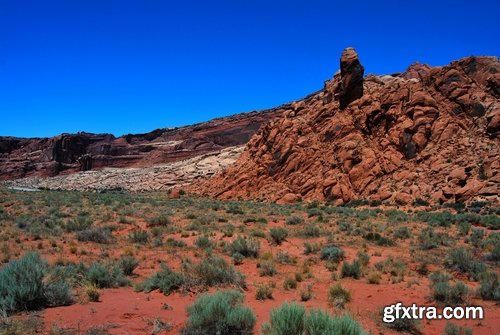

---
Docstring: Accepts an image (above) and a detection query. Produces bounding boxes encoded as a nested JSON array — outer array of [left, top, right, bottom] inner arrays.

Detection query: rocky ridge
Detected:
[[5, 146, 243, 193], [0, 108, 285, 180], [193, 49, 500, 205]]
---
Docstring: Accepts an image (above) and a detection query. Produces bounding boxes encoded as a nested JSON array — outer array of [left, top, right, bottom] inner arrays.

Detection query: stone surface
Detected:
[[193, 51, 500, 205], [0, 108, 284, 180]]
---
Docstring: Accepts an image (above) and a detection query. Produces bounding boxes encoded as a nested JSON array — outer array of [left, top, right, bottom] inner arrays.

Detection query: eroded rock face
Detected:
[[193, 51, 500, 205], [0, 109, 284, 180], [336, 47, 365, 109]]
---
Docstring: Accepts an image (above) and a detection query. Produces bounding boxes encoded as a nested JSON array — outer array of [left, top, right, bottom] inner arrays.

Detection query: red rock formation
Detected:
[[193, 50, 499, 205], [0, 109, 284, 180]]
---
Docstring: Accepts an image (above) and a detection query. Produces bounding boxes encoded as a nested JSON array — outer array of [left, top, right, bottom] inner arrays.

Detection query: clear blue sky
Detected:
[[1, 0, 499, 138]]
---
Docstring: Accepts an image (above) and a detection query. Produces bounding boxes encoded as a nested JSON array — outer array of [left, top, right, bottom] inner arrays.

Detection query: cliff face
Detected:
[[0, 109, 284, 180], [193, 50, 500, 205]]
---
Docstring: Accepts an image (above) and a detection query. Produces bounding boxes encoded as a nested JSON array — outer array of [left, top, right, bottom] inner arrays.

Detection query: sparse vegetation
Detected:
[[181, 290, 255, 335]]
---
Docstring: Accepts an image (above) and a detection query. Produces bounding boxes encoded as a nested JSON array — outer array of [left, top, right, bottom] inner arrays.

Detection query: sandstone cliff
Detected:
[[0, 108, 284, 180], [193, 49, 499, 205]]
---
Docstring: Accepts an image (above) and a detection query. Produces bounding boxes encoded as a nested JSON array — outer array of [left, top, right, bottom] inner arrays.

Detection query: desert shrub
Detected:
[[138, 264, 185, 295], [276, 251, 297, 265], [44, 280, 73, 307], [328, 283, 351, 308], [304, 310, 367, 335], [283, 276, 298, 290], [457, 221, 471, 236], [341, 260, 362, 279], [165, 238, 187, 248], [269, 228, 288, 245], [286, 216, 304, 225], [128, 230, 149, 244], [226, 237, 260, 258], [489, 244, 500, 261], [261, 302, 305, 335], [476, 271, 500, 301], [301, 224, 321, 237], [181, 290, 255, 335], [393, 227, 411, 239], [386, 317, 420, 334], [303, 242, 320, 255], [226, 204, 244, 215], [479, 215, 500, 229], [363, 232, 394, 246], [259, 260, 277, 277], [64, 215, 92, 232], [418, 227, 453, 250], [192, 255, 244, 287], [374, 256, 406, 280], [86, 262, 128, 288], [85, 284, 100, 302], [444, 247, 486, 280], [443, 322, 472, 335], [195, 235, 213, 249], [429, 272, 469, 305], [118, 255, 138, 276], [356, 251, 370, 266], [300, 283, 313, 301], [469, 228, 484, 247], [262, 303, 366, 335], [367, 271, 381, 284], [0, 252, 72, 314], [256, 283, 274, 300], [76, 227, 111, 244], [416, 211, 453, 227], [232, 252, 244, 265], [320, 246, 344, 262], [148, 214, 171, 226]]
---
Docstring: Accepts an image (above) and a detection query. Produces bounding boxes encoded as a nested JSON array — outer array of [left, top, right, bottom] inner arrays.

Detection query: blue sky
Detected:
[[1, 0, 499, 138]]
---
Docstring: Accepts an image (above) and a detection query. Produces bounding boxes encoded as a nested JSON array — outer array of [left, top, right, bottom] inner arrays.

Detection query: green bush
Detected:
[[0, 252, 72, 314], [328, 283, 351, 309], [305, 310, 367, 335], [137, 263, 185, 295], [256, 283, 274, 300], [477, 271, 500, 301], [226, 237, 260, 258], [195, 235, 213, 249], [262, 303, 366, 335], [393, 227, 411, 239], [341, 260, 362, 279], [128, 230, 149, 244], [429, 272, 469, 305], [457, 221, 471, 236], [192, 255, 244, 287], [286, 216, 304, 225], [301, 225, 321, 237], [181, 290, 255, 335], [86, 262, 129, 288], [469, 228, 484, 247], [269, 228, 288, 245], [148, 214, 171, 226], [303, 242, 320, 255], [320, 246, 344, 262], [118, 255, 139, 276], [261, 302, 305, 335], [259, 260, 277, 277], [444, 247, 486, 280], [76, 227, 111, 244], [443, 322, 472, 335], [363, 232, 394, 246]]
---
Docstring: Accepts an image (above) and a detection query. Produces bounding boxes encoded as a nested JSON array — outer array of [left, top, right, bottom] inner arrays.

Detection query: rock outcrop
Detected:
[[0, 108, 285, 180], [193, 49, 500, 205]]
